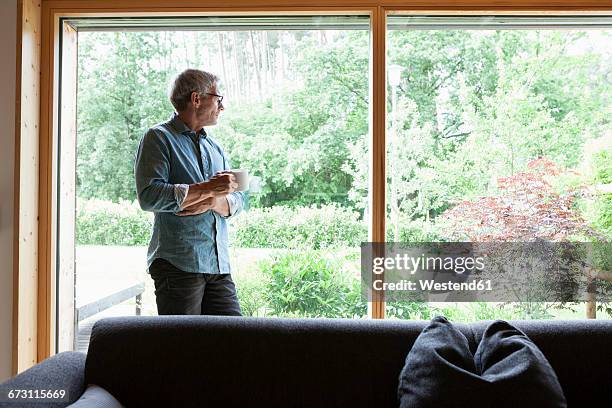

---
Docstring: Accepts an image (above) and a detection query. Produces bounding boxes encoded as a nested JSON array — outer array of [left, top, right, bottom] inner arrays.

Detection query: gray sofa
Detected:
[[1, 316, 610, 407]]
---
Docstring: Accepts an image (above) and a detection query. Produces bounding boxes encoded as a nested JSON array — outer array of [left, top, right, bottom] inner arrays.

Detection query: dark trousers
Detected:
[[149, 258, 242, 316]]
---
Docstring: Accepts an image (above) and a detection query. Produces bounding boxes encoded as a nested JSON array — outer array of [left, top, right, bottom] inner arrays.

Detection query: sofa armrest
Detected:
[[0, 351, 86, 408]]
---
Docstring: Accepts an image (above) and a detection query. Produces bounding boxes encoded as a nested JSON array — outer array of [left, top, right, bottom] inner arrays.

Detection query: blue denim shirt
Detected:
[[134, 113, 245, 274]]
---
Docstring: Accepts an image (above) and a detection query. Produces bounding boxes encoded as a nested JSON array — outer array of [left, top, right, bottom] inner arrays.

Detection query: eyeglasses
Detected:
[[203, 92, 224, 107]]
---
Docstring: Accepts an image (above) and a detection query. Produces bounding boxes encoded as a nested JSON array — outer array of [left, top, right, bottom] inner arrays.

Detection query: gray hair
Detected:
[[168, 69, 220, 111]]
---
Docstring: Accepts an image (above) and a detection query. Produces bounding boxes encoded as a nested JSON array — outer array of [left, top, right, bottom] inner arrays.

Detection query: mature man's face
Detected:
[[196, 84, 224, 127]]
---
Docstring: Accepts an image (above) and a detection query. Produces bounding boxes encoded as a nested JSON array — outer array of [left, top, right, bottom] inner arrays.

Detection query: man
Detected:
[[134, 69, 245, 316]]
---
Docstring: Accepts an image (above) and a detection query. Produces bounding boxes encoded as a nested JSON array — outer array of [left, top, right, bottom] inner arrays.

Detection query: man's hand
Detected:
[[182, 172, 237, 210], [177, 196, 230, 217], [211, 195, 230, 217], [176, 196, 215, 217], [202, 172, 238, 195]]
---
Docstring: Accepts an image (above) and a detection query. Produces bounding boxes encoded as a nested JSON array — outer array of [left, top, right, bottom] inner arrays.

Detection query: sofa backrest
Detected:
[[84, 316, 610, 407]]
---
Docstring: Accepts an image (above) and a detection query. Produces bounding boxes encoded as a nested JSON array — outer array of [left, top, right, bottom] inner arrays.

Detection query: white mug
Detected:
[[230, 169, 249, 192]]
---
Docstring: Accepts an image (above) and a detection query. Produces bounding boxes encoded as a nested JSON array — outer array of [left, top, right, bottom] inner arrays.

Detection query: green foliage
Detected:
[[394, 302, 552, 323], [76, 199, 152, 246], [230, 204, 367, 249], [579, 136, 612, 239], [75, 29, 611, 321], [386, 302, 433, 320], [592, 149, 612, 184], [77, 29, 610, 226], [76, 199, 368, 249], [77, 32, 174, 202], [379, 29, 612, 234], [385, 220, 446, 243], [468, 302, 517, 321], [259, 250, 367, 318], [507, 302, 555, 320], [215, 32, 369, 208], [233, 273, 268, 317], [584, 194, 612, 239]]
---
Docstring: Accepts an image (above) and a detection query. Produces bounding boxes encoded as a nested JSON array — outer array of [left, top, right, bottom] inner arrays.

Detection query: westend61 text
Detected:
[[372, 279, 493, 292]]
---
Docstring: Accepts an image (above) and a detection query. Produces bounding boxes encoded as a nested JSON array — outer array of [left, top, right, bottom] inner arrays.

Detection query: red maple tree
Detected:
[[440, 158, 610, 317], [441, 158, 593, 242]]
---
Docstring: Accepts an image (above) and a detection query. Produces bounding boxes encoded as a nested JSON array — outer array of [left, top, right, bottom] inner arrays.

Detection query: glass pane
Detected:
[[70, 17, 371, 351], [385, 16, 612, 321]]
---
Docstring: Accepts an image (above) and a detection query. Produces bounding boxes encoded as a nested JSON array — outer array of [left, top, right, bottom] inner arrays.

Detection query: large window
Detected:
[[66, 16, 371, 351], [385, 16, 612, 321]]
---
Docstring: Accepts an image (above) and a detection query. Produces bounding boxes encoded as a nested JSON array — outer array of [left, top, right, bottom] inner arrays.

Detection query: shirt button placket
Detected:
[[201, 139, 210, 179], [200, 138, 210, 179]]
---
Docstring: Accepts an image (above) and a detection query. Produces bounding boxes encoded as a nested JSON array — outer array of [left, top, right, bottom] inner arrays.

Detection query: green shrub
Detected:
[[581, 137, 612, 239], [592, 148, 612, 184], [583, 192, 612, 239], [233, 273, 268, 317], [396, 220, 447, 242], [77, 198, 448, 249], [386, 301, 433, 320], [231, 204, 367, 249], [386, 302, 542, 322], [507, 302, 554, 320], [259, 250, 367, 318], [432, 302, 550, 322], [76, 199, 152, 245], [77, 199, 368, 248]]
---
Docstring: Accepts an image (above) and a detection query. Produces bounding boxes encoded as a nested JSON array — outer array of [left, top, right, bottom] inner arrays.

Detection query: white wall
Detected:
[[0, 0, 17, 382]]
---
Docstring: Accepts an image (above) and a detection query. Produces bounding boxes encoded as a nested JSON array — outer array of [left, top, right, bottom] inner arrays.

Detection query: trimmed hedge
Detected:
[[230, 204, 368, 249], [76, 199, 443, 248], [76, 200, 368, 248], [76, 199, 152, 246]]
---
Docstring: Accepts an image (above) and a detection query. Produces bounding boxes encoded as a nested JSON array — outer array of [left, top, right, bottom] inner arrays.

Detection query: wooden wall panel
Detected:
[[13, 0, 41, 375], [56, 22, 77, 352]]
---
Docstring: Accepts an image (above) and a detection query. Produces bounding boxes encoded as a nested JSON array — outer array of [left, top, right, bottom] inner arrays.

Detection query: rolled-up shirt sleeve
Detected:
[[174, 184, 190, 209], [134, 129, 183, 212], [224, 192, 245, 219]]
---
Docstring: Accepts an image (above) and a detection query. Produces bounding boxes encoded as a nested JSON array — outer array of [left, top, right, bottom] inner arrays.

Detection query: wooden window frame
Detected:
[[13, 0, 612, 373]]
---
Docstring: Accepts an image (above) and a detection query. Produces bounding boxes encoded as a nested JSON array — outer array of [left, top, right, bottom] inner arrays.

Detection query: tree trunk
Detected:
[[278, 32, 286, 82], [249, 31, 262, 101], [231, 32, 242, 101], [190, 32, 197, 64], [182, 31, 189, 65], [262, 31, 271, 92], [217, 32, 231, 100]]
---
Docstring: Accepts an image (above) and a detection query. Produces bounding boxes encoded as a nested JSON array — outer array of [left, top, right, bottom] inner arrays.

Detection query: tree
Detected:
[[77, 32, 173, 202], [440, 158, 611, 317]]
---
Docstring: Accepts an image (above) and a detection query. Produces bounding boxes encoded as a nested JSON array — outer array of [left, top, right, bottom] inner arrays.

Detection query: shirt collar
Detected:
[[170, 112, 207, 138]]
